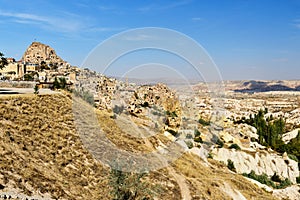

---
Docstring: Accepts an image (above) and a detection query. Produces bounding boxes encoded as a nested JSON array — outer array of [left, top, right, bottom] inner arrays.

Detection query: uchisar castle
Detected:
[[0, 41, 77, 84]]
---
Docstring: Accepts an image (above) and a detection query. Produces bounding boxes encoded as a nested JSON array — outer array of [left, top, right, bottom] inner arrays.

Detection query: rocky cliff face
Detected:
[[212, 148, 299, 183], [22, 42, 66, 66]]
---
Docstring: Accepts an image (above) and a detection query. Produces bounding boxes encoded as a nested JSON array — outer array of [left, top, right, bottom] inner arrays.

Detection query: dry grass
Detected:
[[0, 93, 110, 199], [0, 93, 278, 199], [96, 110, 153, 153], [172, 153, 277, 200]]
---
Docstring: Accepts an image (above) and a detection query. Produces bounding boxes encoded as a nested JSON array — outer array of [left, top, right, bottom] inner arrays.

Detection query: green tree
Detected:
[[34, 84, 39, 94], [24, 73, 34, 81], [53, 77, 60, 89], [59, 77, 67, 89], [238, 108, 300, 164], [194, 129, 201, 137], [52, 77, 68, 90], [227, 159, 236, 172], [229, 143, 241, 150], [0, 52, 8, 70], [198, 118, 210, 126]]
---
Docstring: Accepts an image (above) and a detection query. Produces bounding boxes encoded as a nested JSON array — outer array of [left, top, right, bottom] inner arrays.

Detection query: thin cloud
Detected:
[[0, 10, 85, 33], [192, 17, 203, 21], [0, 11, 48, 23], [98, 5, 116, 11], [86, 27, 126, 33], [138, 4, 156, 12], [162, 0, 193, 9], [75, 2, 90, 8], [138, 0, 192, 12]]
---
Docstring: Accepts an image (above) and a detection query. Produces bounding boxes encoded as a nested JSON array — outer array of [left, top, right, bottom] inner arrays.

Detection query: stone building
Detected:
[[0, 61, 24, 80]]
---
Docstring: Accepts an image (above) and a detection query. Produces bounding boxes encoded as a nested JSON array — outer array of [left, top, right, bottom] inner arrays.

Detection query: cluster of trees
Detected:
[[242, 170, 292, 189], [24, 72, 39, 81], [53, 77, 67, 89], [236, 108, 300, 168], [235, 109, 285, 150]]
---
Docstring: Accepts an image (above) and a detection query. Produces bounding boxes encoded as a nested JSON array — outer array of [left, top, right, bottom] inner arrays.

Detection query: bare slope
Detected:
[[0, 93, 276, 199]]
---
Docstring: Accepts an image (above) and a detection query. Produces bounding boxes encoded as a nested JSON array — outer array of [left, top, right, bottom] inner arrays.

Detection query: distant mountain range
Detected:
[[233, 80, 300, 93]]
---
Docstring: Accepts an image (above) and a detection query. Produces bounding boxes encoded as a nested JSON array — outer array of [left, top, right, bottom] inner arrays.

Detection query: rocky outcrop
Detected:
[[212, 148, 299, 183], [273, 185, 300, 200], [282, 128, 300, 144], [22, 42, 66, 66], [219, 123, 258, 149], [127, 83, 181, 131]]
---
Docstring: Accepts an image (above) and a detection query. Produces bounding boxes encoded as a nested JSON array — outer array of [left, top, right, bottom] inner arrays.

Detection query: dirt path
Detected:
[[167, 167, 192, 200], [116, 112, 192, 200]]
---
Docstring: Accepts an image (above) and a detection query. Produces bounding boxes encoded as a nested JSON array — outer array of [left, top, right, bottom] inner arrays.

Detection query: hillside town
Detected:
[[0, 42, 78, 88]]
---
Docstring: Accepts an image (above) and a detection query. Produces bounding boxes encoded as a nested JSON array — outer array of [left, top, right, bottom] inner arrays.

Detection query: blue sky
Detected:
[[0, 0, 300, 80]]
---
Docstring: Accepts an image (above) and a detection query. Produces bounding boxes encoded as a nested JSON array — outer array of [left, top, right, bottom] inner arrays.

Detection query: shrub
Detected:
[[227, 159, 236, 172], [165, 110, 177, 118], [109, 166, 160, 200], [185, 141, 193, 149], [194, 129, 201, 137], [166, 129, 178, 137], [255, 173, 275, 188], [216, 138, 224, 148], [113, 105, 125, 115], [296, 176, 300, 184], [74, 89, 95, 106], [34, 84, 39, 94], [59, 77, 67, 89], [198, 118, 210, 126], [24, 73, 34, 81], [53, 77, 67, 90], [186, 133, 193, 139], [243, 170, 276, 188], [288, 154, 298, 162], [194, 137, 203, 143], [277, 178, 292, 189], [229, 143, 241, 150]]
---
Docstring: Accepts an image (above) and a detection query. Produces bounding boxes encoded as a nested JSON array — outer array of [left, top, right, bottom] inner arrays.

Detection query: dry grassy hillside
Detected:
[[0, 93, 277, 199]]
